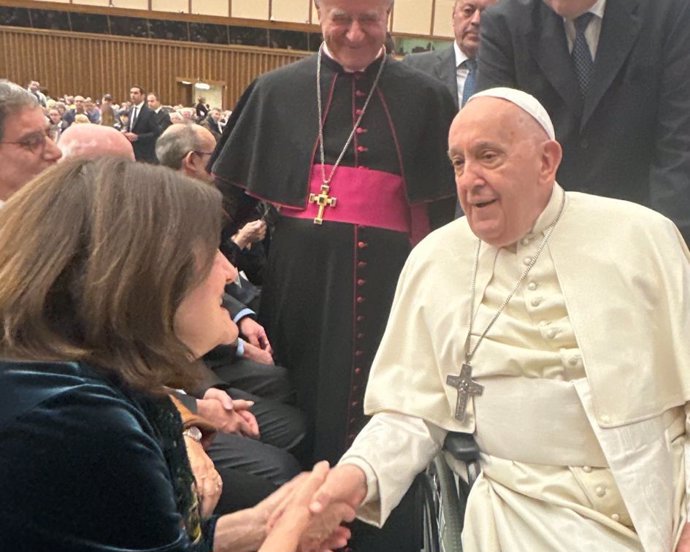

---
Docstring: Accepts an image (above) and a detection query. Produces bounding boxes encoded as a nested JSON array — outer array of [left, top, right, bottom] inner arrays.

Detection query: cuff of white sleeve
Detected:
[[339, 455, 384, 528]]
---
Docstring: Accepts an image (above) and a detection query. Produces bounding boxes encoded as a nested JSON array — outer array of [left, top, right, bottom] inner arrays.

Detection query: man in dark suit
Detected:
[[476, 0, 690, 242], [403, 0, 497, 109], [146, 92, 172, 133], [123, 85, 160, 163]]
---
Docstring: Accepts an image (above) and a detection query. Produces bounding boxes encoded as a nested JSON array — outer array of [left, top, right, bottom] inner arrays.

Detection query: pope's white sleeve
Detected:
[[339, 411, 446, 527]]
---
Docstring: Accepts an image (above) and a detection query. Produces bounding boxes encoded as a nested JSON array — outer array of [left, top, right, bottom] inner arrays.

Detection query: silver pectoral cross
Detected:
[[446, 362, 484, 422]]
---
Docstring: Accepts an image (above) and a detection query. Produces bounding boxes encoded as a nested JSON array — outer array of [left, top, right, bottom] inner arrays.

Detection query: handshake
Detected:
[[258, 461, 368, 552]]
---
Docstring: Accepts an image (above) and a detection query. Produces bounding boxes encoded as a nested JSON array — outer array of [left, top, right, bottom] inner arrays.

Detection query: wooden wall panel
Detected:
[[0, 26, 308, 108], [391, 0, 433, 35], [432, 0, 455, 38]]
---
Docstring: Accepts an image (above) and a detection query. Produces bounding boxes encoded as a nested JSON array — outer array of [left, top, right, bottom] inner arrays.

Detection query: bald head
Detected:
[[59, 124, 135, 161]]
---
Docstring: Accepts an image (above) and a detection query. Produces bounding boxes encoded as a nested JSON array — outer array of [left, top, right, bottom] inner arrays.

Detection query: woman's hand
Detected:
[[184, 434, 222, 518]]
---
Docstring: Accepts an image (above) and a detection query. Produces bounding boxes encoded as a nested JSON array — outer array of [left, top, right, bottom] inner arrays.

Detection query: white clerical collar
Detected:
[[528, 182, 565, 238], [321, 42, 385, 73], [0, 198, 5, 209], [453, 41, 471, 69]]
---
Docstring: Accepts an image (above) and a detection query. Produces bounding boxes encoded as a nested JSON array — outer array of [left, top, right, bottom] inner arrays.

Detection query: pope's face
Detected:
[[318, 0, 391, 71], [449, 98, 560, 247]]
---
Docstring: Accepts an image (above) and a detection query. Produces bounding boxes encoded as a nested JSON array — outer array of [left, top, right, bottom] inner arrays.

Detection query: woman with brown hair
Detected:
[[0, 158, 352, 552]]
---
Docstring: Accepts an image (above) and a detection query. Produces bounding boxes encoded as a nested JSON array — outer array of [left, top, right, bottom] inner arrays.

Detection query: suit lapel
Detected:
[[582, 0, 642, 126], [529, 3, 582, 113], [436, 47, 459, 107]]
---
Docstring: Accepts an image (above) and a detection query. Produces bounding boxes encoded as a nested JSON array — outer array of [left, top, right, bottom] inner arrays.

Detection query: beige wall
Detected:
[[27, 0, 455, 37]]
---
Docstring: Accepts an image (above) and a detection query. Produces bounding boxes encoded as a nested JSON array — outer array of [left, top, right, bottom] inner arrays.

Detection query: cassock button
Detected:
[[355, 127, 367, 134], [356, 145, 368, 153], [546, 328, 558, 339], [351, 401, 359, 407], [355, 367, 362, 374], [356, 315, 365, 322], [523, 256, 533, 266], [357, 241, 368, 249], [357, 333, 364, 339], [527, 281, 538, 291], [582, 465, 592, 473], [355, 350, 364, 357], [357, 261, 368, 268], [611, 514, 621, 522], [355, 108, 364, 116], [355, 89, 366, 97], [357, 279, 366, 286], [520, 236, 532, 246], [568, 356, 580, 366], [531, 297, 542, 307], [595, 485, 606, 497], [356, 296, 365, 304]]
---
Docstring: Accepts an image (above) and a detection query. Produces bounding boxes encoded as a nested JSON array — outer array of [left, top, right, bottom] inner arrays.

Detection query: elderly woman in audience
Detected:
[[0, 157, 353, 551]]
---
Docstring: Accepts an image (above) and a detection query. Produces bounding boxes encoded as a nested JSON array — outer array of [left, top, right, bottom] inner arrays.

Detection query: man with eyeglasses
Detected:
[[0, 80, 62, 207]]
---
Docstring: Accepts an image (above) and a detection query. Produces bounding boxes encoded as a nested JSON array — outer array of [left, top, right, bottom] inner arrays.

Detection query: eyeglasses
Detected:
[[0, 129, 54, 155], [193, 150, 214, 158]]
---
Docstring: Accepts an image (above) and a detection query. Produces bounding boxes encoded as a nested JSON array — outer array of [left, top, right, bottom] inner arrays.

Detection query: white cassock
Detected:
[[341, 184, 690, 552]]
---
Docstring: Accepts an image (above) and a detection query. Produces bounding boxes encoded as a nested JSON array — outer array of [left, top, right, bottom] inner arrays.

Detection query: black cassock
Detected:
[[212, 52, 456, 465]]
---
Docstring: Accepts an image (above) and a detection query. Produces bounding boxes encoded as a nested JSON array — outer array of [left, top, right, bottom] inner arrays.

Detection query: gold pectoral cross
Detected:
[[446, 363, 484, 422], [308, 183, 337, 225]]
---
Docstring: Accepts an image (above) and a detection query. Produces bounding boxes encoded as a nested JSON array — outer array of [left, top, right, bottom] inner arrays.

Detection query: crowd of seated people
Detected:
[[27, 79, 232, 144]]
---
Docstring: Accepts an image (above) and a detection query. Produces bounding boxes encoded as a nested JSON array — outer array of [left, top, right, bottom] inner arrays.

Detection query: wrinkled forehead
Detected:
[[449, 98, 533, 150]]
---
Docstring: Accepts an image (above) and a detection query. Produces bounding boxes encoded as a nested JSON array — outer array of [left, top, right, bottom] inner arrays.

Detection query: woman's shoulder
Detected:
[[0, 359, 188, 551], [0, 359, 137, 425]]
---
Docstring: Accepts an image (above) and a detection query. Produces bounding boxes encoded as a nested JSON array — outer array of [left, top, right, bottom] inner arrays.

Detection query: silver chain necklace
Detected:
[[447, 192, 566, 422], [315, 43, 386, 186]]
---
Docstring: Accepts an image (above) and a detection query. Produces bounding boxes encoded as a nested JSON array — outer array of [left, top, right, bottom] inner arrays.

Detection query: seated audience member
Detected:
[[59, 122, 135, 160], [0, 157, 352, 551], [62, 95, 87, 128], [157, 123, 306, 509], [47, 107, 66, 141], [202, 108, 223, 141], [74, 113, 91, 125], [84, 97, 101, 124], [0, 80, 61, 206], [100, 94, 117, 127]]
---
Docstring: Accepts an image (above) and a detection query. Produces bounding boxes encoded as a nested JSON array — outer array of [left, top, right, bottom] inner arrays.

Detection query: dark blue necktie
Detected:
[[572, 12, 595, 98], [461, 58, 477, 107]]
